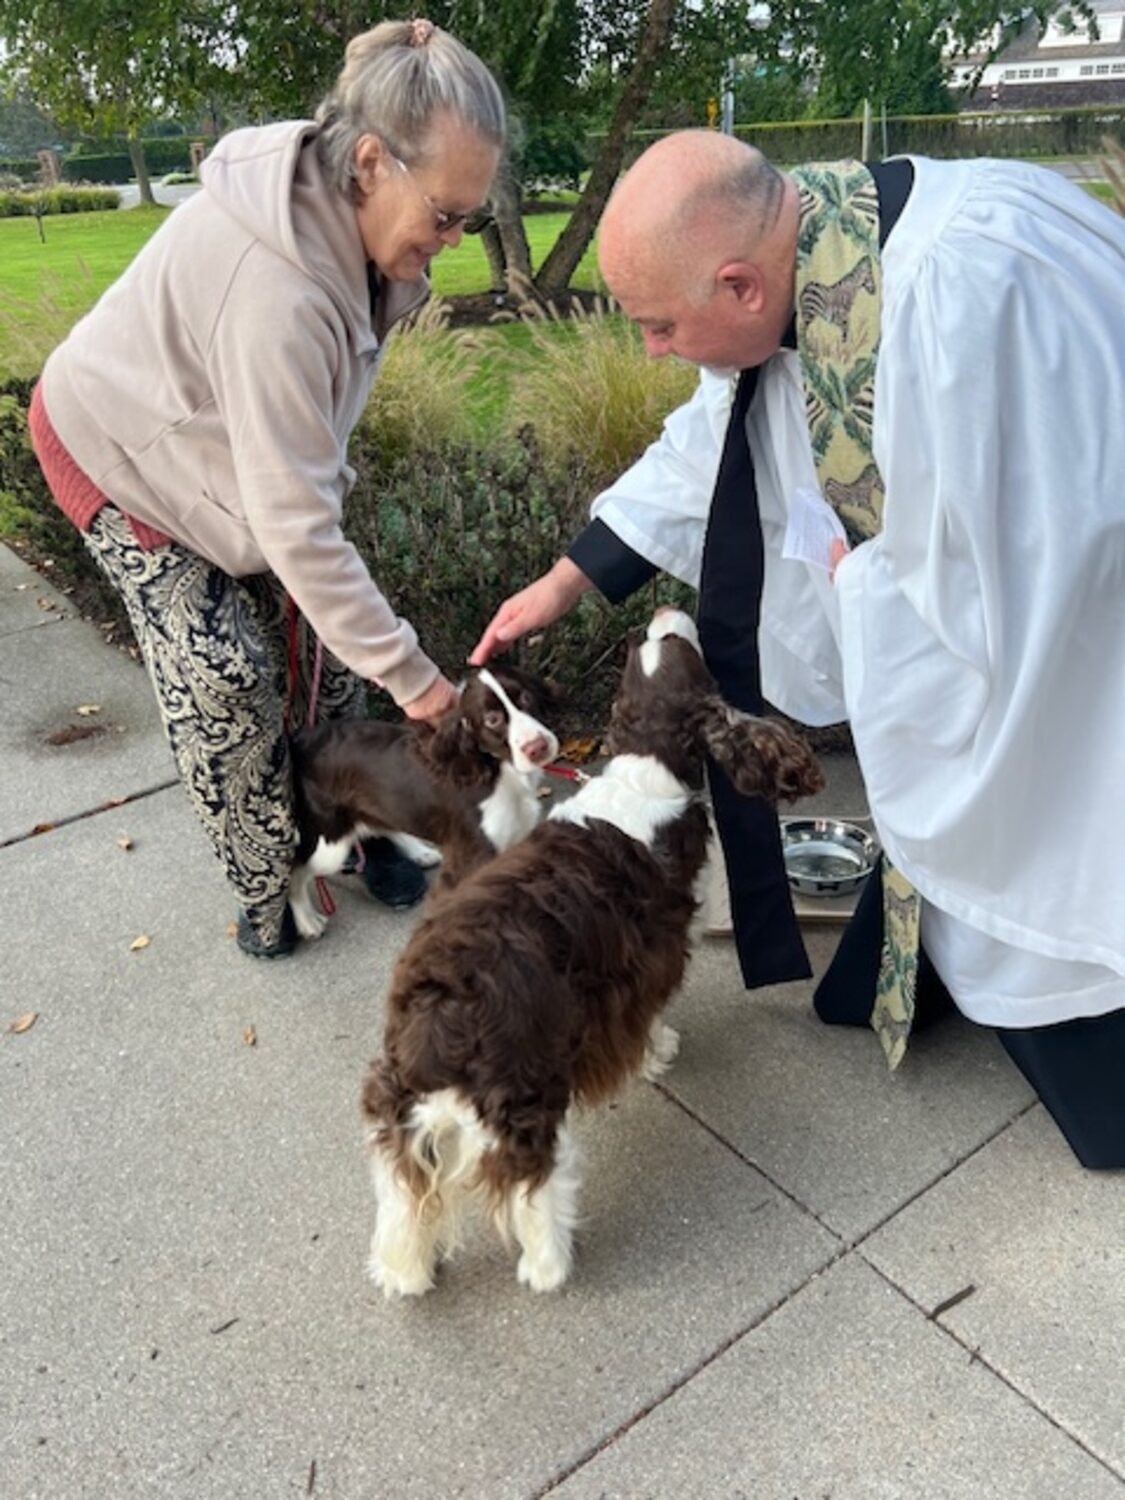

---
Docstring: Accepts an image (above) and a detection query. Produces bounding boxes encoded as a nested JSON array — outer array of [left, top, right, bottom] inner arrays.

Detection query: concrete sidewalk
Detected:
[[1, 541, 1122, 1500]]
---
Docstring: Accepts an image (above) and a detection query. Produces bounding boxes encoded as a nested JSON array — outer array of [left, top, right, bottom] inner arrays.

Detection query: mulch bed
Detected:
[[440, 287, 608, 329]]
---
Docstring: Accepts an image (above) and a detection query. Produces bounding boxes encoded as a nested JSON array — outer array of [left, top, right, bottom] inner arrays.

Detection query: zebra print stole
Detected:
[[791, 161, 885, 549], [792, 160, 925, 1069]]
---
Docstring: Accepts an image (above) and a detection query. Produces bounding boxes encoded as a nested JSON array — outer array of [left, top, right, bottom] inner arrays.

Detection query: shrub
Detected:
[[344, 426, 692, 733], [503, 297, 698, 485], [0, 185, 120, 217], [0, 377, 128, 633], [0, 295, 703, 736]]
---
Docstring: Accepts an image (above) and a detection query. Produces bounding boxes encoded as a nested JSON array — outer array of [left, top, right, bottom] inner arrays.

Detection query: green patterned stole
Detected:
[[791, 159, 920, 1070]]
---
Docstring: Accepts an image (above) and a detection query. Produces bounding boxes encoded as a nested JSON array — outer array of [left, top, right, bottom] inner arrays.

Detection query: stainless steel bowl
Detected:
[[781, 817, 879, 897]]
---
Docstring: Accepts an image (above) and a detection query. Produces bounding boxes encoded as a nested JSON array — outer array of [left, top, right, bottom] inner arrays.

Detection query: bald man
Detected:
[[471, 132, 1125, 1170]]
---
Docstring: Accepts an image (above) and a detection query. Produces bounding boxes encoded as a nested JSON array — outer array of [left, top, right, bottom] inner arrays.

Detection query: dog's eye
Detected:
[[484, 710, 506, 731]]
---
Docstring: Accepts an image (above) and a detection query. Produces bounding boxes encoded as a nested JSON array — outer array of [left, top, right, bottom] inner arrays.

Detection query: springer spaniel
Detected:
[[361, 609, 823, 1296], [289, 665, 558, 940]]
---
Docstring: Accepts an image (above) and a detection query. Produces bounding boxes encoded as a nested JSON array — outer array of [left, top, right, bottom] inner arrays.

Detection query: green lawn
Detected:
[[0, 201, 600, 378]]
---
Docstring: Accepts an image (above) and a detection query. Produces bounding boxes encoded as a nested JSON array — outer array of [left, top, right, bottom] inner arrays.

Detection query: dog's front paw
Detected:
[[642, 1021, 680, 1081]]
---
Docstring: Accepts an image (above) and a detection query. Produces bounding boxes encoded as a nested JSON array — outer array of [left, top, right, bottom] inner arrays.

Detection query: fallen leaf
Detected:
[[36, 597, 57, 610], [226, 921, 238, 939], [15, 582, 30, 591], [560, 736, 600, 765], [116, 836, 134, 851], [75, 703, 101, 716], [46, 723, 108, 746], [129, 935, 151, 952], [242, 1027, 257, 1047], [30, 822, 56, 836], [9, 1012, 38, 1034]]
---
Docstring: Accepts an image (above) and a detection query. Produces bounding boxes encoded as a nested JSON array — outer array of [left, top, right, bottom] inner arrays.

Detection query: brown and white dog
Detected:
[[361, 609, 823, 1296], [288, 666, 559, 940]]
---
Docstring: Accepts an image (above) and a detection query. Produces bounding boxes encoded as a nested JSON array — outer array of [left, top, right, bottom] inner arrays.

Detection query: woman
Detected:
[[29, 19, 504, 958]]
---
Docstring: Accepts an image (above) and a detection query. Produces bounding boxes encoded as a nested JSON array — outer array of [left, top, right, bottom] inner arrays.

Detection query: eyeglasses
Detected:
[[388, 149, 476, 235]]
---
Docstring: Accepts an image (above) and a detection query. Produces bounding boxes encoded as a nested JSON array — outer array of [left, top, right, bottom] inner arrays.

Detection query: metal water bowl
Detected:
[[781, 817, 879, 898]]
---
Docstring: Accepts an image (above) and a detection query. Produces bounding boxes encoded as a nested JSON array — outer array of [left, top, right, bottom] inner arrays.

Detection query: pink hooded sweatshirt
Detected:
[[39, 120, 438, 706]]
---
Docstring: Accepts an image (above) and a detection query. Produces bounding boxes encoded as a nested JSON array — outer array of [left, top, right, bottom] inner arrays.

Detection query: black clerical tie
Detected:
[[697, 366, 811, 988]]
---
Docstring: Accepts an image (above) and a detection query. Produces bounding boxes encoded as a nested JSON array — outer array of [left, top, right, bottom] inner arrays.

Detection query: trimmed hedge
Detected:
[[609, 104, 1125, 165], [65, 136, 197, 175], [0, 136, 198, 186], [0, 185, 121, 217]]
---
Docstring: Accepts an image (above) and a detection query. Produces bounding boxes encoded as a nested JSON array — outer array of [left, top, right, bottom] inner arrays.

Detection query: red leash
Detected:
[[284, 595, 337, 917], [543, 763, 592, 784]]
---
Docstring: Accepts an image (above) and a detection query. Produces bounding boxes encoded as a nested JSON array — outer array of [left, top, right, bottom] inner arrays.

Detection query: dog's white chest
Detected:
[[479, 763, 540, 851], [549, 755, 690, 849]]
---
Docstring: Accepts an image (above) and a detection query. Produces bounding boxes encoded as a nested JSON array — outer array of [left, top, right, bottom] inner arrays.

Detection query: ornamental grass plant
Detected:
[[360, 298, 486, 464], [503, 291, 698, 485]]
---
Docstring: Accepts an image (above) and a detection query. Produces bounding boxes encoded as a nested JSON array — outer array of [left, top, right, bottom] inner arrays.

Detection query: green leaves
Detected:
[[0, 0, 229, 137]]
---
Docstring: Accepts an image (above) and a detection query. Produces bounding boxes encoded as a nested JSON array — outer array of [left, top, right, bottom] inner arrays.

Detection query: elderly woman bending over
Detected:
[[29, 19, 504, 958]]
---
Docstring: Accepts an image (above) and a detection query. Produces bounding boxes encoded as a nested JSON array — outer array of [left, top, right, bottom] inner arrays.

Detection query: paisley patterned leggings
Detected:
[[83, 505, 365, 946]]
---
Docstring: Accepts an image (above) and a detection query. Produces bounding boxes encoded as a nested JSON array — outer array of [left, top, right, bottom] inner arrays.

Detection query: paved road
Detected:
[[115, 181, 201, 210]]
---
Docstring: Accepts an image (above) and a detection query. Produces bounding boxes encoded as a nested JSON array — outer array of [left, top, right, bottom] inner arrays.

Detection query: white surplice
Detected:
[[589, 155, 1125, 1028]]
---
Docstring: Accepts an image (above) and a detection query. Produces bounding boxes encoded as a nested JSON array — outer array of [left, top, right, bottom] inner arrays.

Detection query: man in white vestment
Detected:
[[471, 131, 1125, 1169]]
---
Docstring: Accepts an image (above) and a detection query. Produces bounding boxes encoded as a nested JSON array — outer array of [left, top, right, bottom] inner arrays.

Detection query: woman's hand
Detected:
[[402, 673, 459, 727], [469, 557, 592, 665]]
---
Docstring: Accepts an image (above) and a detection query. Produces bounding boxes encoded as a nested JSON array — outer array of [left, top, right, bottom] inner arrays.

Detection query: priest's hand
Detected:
[[469, 557, 593, 665]]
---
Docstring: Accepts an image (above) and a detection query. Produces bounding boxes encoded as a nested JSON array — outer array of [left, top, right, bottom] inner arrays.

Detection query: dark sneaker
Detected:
[[236, 905, 299, 960], [355, 836, 427, 910]]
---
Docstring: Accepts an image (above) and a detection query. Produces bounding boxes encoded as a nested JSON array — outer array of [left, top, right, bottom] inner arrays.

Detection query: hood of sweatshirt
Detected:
[[199, 120, 427, 353]]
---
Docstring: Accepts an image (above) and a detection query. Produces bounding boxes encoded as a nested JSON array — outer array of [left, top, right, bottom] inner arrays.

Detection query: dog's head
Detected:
[[418, 663, 560, 786], [607, 609, 823, 802]]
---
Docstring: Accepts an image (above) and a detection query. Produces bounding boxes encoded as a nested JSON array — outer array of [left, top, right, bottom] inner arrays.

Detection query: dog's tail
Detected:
[[404, 1088, 491, 1246]]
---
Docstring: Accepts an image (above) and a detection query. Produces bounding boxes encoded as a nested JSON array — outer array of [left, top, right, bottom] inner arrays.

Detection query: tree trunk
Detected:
[[127, 135, 156, 206], [489, 161, 533, 296], [533, 0, 676, 298], [478, 220, 508, 294]]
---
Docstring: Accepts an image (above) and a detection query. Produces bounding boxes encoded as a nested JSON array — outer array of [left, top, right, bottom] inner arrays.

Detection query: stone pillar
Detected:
[[37, 149, 61, 187]]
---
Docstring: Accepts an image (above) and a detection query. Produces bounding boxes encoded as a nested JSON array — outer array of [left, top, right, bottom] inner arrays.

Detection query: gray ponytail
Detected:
[[315, 18, 506, 199]]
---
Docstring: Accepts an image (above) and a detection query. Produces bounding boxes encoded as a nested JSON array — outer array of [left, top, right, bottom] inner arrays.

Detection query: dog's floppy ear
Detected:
[[694, 694, 824, 803], [414, 709, 480, 788]]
